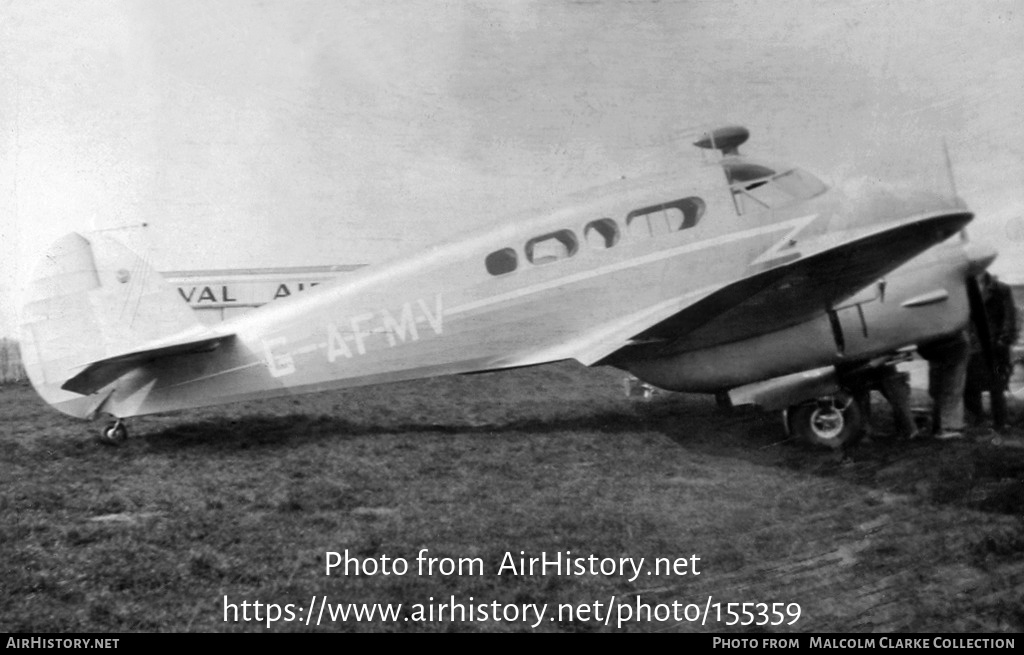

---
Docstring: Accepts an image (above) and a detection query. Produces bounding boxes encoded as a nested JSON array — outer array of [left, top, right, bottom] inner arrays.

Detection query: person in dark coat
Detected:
[[964, 273, 1020, 430]]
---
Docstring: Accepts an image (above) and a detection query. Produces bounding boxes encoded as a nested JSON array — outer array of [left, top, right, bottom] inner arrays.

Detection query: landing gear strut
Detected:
[[99, 419, 128, 445]]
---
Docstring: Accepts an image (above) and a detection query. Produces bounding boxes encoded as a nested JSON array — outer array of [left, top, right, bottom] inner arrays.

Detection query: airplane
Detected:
[[18, 126, 995, 447]]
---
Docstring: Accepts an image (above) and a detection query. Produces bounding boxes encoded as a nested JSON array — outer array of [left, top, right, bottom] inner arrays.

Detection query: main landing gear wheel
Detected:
[[99, 420, 128, 445], [786, 392, 864, 449]]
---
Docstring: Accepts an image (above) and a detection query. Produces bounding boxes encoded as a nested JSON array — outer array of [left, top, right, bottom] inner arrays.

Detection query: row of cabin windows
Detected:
[[485, 197, 705, 276]]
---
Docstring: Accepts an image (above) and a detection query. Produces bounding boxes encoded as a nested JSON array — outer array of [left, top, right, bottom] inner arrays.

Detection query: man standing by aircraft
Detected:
[[964, 273, 1019, 430], [918, 330, 971, 439]]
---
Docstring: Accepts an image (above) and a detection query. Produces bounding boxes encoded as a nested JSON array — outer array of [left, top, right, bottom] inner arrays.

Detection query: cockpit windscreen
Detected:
[[724, 162, 828, 214]]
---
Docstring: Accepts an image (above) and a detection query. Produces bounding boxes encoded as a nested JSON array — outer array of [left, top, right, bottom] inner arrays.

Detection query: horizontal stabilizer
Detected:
[[61, 333, 234, 395]]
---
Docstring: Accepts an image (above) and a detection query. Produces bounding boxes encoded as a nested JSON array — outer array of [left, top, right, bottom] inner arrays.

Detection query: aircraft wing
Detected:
[[592, 210, 969, 366]]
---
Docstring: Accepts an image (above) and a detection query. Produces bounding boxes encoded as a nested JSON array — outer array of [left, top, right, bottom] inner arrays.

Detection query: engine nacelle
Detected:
[[623, 241, 975, 393]]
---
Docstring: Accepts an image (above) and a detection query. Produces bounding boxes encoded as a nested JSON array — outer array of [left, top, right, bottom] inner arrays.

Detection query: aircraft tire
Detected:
[[99, 421, 128, 446], [787, 392, 864, 450]]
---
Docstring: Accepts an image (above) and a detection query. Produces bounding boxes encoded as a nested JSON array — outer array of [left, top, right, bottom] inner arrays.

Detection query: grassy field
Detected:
[[1, 362, 1022, 632]]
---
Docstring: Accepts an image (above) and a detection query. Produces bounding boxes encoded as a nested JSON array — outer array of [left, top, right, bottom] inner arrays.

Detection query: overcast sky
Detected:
[[2, 0, 1022, 338]]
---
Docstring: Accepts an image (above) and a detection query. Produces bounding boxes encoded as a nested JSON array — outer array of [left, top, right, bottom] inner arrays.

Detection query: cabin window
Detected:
[[626, 197, 705, 237], [584, 218, 619, 249], [485, 248, 518, 276], [526, 230, 578, 265]]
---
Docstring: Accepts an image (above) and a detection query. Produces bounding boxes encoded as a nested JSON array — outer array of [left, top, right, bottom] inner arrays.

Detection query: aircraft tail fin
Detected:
[[19, 232, 225, 413]]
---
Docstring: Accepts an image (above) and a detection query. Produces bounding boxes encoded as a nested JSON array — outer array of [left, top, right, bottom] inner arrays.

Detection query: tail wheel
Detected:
[[786, 392, 864, 449], [99, 421, 128, 445]]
